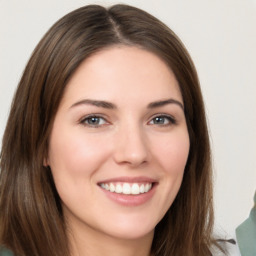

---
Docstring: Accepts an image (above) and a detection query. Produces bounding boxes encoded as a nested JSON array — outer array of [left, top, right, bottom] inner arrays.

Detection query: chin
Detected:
[[105, 227, 154, 241], [98, 214, 158, 240]]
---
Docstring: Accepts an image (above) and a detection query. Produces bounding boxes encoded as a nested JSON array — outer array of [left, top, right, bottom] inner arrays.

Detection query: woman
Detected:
[[0, 4, 224, 256]]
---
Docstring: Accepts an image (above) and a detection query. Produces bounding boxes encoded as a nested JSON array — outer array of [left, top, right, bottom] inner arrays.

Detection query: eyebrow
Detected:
[[70, 98, 184, 110], [147, 99, 184, 110], [70, 99, 117, 109]]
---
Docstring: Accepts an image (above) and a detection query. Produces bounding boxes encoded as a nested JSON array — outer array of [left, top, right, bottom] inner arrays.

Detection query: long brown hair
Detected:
[[0, 4, 220, 256]]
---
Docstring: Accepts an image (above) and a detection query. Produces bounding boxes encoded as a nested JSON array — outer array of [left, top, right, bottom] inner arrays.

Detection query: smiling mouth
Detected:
[[99, 182, 153, 195]]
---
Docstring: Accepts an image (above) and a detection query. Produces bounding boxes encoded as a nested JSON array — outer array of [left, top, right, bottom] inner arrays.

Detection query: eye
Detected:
[[80, 115, 108, 127], [149, 115, 176, 126]]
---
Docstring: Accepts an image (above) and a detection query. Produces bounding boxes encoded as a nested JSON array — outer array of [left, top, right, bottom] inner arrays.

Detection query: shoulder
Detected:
[[0, 248, 14, 256], [236, 192, 256, 255], [211, 241, 241, 256]]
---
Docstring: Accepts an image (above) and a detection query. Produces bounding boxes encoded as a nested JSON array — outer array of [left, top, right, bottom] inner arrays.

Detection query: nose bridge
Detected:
[[113, 119, 149, 166]]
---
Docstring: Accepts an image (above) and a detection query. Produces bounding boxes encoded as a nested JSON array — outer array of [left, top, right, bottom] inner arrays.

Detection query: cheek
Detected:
[[156, 131, 190, 174], [48, 128, 111, 178], [47, 130, 112, 208], [148, 130, 189, 221], [156, 130, 189, 197]]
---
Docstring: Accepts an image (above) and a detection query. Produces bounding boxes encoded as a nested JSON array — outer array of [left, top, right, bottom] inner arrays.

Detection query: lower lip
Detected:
[[99, 184, 157, 206]]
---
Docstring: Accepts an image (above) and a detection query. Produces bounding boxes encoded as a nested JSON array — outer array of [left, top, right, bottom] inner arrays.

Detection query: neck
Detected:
[[67, 221, 154, 256]]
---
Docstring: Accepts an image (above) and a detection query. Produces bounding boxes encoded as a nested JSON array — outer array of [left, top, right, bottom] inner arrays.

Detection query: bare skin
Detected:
[[47, 46, 189, 256]]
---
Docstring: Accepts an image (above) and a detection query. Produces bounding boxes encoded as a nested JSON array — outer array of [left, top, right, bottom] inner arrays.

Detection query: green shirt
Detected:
[[0, 248, 14, 256], [236, 192, 256, 256]]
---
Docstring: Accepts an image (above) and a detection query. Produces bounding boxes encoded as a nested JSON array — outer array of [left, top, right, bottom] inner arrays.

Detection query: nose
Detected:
[[113, 124, 149, 167]]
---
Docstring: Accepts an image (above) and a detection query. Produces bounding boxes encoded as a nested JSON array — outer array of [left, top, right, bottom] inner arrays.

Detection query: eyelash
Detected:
[[79, 114, 176, 128], [80, 114, 108, 128], [148, 114, 176, 126]]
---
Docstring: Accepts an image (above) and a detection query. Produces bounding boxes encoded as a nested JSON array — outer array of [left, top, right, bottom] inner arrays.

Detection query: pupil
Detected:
[[155, 117, 164, 124], [89, 117, 99, 124]]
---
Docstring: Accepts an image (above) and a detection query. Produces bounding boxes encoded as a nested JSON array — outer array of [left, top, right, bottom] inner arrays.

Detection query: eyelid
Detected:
[[79, 114, 110, 127], [78, 113, 177, 128], [148, 113, 177, 125]]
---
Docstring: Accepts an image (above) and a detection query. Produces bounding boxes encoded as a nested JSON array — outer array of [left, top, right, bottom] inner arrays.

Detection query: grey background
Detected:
[[0, 1, 255, 254]]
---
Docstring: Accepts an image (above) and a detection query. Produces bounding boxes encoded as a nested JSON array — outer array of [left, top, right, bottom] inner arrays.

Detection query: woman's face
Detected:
[[47, 46, 190, 241]]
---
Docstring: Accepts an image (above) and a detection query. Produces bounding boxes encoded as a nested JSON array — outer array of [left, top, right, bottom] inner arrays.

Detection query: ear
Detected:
[[43, 157, 49, 167]]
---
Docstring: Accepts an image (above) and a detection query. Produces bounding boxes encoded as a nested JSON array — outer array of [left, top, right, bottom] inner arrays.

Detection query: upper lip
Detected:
[[97, 176, 158, 184]]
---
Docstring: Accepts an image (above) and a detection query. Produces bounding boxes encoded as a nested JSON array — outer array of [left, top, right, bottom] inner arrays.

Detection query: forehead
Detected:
[[61, 46, 182, 107]]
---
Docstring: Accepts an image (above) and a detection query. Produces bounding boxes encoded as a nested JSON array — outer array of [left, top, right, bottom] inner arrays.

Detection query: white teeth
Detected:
[[123, 183, 131, 194], [145, 183, 152, 192], [131, 183, 140, 195], [139, 184, 145, 193], [109, 183, 115, 192], [99, 182, 153, 195], [115, 184, 122, 193]]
